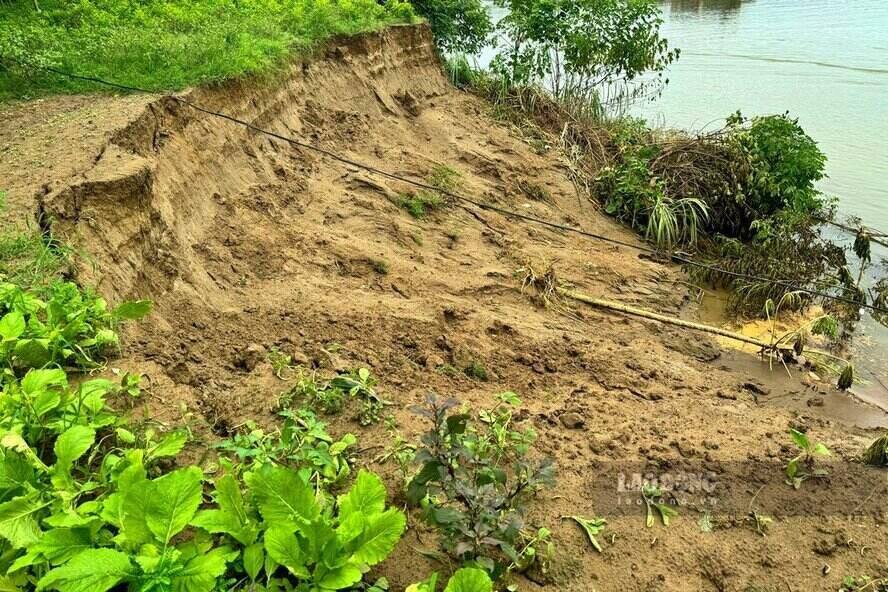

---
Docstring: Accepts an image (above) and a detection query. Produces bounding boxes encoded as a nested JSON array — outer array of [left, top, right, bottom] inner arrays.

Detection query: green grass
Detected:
[[0, 0, 417, 100], [397, 190, 443, 218], [0, 193, 70, 288]]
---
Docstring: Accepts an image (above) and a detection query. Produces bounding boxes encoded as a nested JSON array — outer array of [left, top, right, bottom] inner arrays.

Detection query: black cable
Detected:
[[17, 60, 888, 316]]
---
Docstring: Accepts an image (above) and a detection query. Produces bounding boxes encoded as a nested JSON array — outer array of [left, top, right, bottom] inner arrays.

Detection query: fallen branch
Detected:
[[557, 287, 791, 352]]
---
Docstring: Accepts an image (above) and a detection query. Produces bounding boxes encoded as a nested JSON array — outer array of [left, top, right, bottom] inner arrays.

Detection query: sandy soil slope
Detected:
[[1, 24, 885, 592]]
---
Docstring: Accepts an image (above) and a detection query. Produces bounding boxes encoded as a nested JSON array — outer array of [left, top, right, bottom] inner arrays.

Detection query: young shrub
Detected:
[[406, 393, 555, 578], [726, 111, 828, 217]]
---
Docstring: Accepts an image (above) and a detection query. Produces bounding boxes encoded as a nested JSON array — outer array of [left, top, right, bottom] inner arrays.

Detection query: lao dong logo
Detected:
[[617, 471, 718, 495]]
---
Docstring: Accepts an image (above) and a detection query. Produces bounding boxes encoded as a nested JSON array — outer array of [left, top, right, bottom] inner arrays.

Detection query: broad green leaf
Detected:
[[0, 451, 35, 491], [13, 339, 51, 368], [443, 568, 492, 592], [36, 548, 133, 592], [21, 368, 67, 395], [243, 542, 265, 581], [318, 563, 363, 590], [32, 527, 94, 564], [338, 470, 386, 520], [246, 464, 319, 525], [812, 443, 831, 456], [351, 508, 405, 565], [77, 380, 115, 414], [264, 526, 309, 578], [32, 389, 61, 418], [191, 474, 256, 545], [112, 300, 152, 320], [148, 432, 188, 460], [171, 546, 234, 592], [656, 503, 678, 526], [145, 467, 203, 544], [789, 429, 810, 450], [53, 426, 96, 474], [0, 494, 48, 548], [0, 312, 25, 340]]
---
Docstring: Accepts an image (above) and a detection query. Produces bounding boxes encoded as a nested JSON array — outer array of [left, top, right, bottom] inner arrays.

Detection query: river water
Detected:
[[480, 1, 888, 418]]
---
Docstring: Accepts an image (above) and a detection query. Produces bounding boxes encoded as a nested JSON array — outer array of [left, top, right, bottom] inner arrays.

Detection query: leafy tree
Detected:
[[491, 0, 678, 99], [411, 0, 493, 54]]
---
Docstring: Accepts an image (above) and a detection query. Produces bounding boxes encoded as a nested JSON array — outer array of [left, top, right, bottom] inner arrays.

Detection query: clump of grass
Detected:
[[0, 198, 70, 289], [370, 258, 390, 275], [464, 359, 488, 381], [0, 0, 418, 100], [398, 190, 444, 219], [428, 164, 460, 193]]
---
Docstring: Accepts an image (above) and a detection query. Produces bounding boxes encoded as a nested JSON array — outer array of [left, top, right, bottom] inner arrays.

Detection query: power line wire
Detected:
[[16, 60, 888, 316]]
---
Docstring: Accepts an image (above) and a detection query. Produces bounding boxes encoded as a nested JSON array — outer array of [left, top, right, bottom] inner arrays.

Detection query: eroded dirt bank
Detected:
[[3, 24, 886, 592]]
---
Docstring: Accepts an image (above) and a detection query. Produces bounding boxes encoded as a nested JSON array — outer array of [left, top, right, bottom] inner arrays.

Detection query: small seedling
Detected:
[[785, 428, 830, 489], [642, 485, 678, 527], [563, 515, 607, 552], [330, 367, 385, 425], [267, 347, 295, 379], [746, 511, 772, 536]]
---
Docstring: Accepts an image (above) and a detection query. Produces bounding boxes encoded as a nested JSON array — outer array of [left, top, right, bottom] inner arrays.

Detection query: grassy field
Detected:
[[0, 0, 417, 100]]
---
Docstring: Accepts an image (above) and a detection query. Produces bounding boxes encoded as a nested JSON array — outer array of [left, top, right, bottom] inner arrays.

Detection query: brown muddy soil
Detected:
[[1, 24, 886, 592]]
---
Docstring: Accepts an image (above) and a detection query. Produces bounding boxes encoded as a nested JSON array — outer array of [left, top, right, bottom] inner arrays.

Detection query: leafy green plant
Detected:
[[0, 280, 150, 373], [329, 368, 384, 426], [216, 408, 356, 489], [280, 369, 346, 416], [407, 567, 493, 592], [563, 515, 606, 552], [280, 368, 384, 425], [861, 433, 888, 467], [267, 347, 296, 380], [785, 428, 830, 489], [839, 575, 888, 592], [641, 485, 677, 527], [463, 359, 488, 381], [406, 393, 555, 578], [398, 191, 444, 219], [726, 111, 827, 217]]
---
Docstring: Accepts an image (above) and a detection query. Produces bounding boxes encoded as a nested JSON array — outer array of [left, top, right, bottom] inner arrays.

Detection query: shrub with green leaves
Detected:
[[491, 0, 677, 102], [406, 393, 555, 578], [726, 111, 827, 218]]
